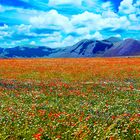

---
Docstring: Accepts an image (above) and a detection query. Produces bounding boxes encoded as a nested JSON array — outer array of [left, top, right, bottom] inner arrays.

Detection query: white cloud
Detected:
[[128, 24, 140, 30], [40, 32, 62, 43], [114, 34, 122, 38], [48, 0, 83, 6], [102, 10, 118, 18], [92, 31, 103, 40], [30, 10, 73, 33], [16, 24, 32, 34], [129, 14, 138, 21], [71, 11, 103, 30], [47, 31, 103, 48], [0, 5, 3, 12], [75, 27, 90, 35], [0, 4, 19, 12], [61, 35, 76, 46], [1, 0, 139, 48], [48, 0, 101, 9], [119, 0, 136, 14], [118, 0, 140, 30], [0, 24, 9, 30], [104, 16, 130, 29], [43, 35, 80, 48], [30, 41, 36, 45], [71, 11, 130, 31], [0, 31, 12, 37], [102, 1, 113, 11], [18, 7, 139, 47]]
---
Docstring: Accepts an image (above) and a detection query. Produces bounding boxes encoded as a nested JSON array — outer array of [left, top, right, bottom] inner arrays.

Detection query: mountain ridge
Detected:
[[0, 37, 140, 58]]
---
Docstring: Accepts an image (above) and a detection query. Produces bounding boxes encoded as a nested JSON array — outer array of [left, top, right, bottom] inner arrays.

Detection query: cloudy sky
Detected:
[[0, 0, 140, 48]]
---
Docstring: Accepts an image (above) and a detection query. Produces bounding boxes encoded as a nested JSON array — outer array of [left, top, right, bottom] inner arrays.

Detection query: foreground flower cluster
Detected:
[[0, 58, 140, 140]]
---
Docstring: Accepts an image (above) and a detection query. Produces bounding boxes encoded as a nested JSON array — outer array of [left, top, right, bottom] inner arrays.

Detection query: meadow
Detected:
[[0, 58, 140, 140]]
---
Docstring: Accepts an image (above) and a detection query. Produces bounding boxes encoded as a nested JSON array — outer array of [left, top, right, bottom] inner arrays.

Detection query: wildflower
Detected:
[[130, 117, 135, 122], [111, 115, 116, 120], [56, 135, 61, 139], [38, 128, 44, 133], [38, 110, 46, 116], [109, 136, 114, 140], [136, 129, 140, 134], [123, 113, 130, 117], [129, 84, 134, 90], [85, 115, 91, 121], [33, 133, 42, 140], [54, 113, 60, 118]]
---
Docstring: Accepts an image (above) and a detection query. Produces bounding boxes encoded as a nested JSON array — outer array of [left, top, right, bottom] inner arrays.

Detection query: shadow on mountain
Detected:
[[0, 37, 140, 58]]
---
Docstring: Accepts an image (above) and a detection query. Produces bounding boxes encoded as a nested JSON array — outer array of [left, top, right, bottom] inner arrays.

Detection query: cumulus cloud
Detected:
[[71, 11, 103, 30], [75, 27, 90, 35], [30, 10, 73, 33], [119, 0, 136, 14], [129, 14, 138, 21], [102, 1, 113, 11], [0, 0, 140, 48], [71, 11, 130, 31], [117, 0, 140, 30], [46, 35, 80, 48], [92, 31, 103, 40]]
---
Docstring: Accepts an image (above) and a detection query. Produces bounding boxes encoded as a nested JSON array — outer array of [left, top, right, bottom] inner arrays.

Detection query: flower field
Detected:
[[0, 58, 140, 140]]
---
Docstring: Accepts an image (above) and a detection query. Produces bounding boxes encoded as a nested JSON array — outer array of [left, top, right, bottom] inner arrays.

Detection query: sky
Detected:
[[0, 0, 140, 48]]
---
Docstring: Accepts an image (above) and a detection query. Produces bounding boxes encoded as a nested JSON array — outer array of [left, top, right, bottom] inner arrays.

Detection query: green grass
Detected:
[[0, 80, 139, 140]]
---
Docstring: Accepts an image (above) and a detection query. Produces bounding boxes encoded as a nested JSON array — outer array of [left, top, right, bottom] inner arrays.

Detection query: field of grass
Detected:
[[0, 58, 140, 140]]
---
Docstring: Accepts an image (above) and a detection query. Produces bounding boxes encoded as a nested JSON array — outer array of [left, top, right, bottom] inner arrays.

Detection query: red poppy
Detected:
[[33, 133, 42, 140]]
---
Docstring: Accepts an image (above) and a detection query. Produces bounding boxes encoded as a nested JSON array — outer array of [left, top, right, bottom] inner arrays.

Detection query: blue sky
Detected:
[[0, 0, 140, 48]]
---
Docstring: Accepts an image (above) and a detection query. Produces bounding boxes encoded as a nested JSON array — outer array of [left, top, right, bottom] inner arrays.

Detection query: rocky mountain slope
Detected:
[[0, 37, 140, 58]]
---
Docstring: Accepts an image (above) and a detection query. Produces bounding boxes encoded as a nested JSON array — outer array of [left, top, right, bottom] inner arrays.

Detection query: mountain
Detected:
[[104, 39, 140, 57], [0, 37, 140, 58], [104, 37, 122, 43], [0, 46, 61, 58], [103, 37, 122, 48], [50, 39, 114, 58], [52, 37, 140, 58]]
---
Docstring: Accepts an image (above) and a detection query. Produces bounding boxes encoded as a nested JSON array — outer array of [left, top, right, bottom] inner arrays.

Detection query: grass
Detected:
[[0, 58, 140, 140]]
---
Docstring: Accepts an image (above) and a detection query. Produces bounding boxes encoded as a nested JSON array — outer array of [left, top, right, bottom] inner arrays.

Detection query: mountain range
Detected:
[[0, 37, 140, 58]]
